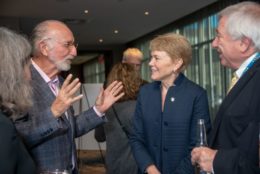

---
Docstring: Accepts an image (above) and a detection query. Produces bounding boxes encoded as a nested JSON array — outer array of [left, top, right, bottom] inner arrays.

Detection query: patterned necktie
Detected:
[[227, 73, 239, 93], [49, 78, 59, 96]]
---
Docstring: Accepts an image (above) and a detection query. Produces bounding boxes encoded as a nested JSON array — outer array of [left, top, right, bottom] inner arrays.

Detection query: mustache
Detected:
[[215, 48, 222, 54], [64, 55, 74, 61]]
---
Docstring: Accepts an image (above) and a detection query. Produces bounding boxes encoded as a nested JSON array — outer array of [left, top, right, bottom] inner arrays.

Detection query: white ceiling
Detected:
[[0, 0, 217, 51]]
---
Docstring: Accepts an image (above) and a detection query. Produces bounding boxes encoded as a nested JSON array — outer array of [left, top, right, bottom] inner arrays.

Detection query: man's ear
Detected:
[[39, 41, 50, 56], [240, 37, 252, 53]]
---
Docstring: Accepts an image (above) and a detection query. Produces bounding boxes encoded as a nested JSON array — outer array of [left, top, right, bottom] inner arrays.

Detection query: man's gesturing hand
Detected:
[[95, 81, 124, 113], [51, 74, 83, 117]]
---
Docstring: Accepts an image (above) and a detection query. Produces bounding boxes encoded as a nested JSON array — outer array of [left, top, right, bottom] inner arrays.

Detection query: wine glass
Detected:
[[195, 119, 210, 174], [196, 119, 207, 147]]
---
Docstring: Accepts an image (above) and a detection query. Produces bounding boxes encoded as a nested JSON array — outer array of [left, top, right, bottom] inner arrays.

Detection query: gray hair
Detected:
[[30, 20, 67, 56], [0, 27, 32, 119], [219, 1, 260, 51]]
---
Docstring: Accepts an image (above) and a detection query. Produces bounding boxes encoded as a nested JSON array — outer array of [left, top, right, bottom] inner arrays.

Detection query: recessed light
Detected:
[[114, 30, 119, 34], [99, 39, 103, 43], [144, 11, 149, 15], [84, 10, 89, 14]]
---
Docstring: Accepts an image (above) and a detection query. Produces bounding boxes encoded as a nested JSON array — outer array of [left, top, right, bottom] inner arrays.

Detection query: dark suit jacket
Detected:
[[130, 73, 211, 174], [209, 58, 260, 174], [14, 65, 105, 173], [0, 111, 36, 174]]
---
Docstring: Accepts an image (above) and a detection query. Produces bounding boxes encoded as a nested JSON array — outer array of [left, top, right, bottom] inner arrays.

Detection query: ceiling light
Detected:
[[99, 39, 103, 43], [114, 30, 119, 34], [84, 10, 89, 14], [144, 11, 149, 15]]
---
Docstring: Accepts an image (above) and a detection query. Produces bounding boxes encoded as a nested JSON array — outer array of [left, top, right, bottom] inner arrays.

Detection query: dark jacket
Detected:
[[104, 101, 138, 174], [210, 58, 260, 174], [130, 73, 211, 174], [0, 111, 36, 174]]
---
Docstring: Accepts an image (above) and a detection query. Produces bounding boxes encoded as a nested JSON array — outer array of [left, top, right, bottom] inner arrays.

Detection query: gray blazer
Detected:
[[104, 100, 138, 174], [15, 65, 105, 173]]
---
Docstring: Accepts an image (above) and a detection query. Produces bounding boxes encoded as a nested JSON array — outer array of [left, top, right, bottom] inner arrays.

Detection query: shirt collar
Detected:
[[31, 59, 58, 84], [235, 52, 258, 78]]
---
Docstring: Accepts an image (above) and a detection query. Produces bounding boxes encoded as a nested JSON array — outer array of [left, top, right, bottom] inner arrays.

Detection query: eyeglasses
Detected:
[[58, 41, 78, 49], [42, 38, 78, 50]]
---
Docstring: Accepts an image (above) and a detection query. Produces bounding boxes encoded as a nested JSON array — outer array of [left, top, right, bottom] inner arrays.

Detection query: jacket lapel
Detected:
[[209, 58, 260, 146], [31, 65, 72, 127], [30, 65, 56, 102]]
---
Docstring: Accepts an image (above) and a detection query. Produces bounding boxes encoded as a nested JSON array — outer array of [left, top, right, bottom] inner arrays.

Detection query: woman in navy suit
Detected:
[[0, 27, 36, 174], [130, 33, 211, 174]]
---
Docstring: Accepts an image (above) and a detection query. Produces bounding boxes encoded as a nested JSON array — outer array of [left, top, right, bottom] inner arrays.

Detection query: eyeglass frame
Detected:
[[41, 38, 78, 50]]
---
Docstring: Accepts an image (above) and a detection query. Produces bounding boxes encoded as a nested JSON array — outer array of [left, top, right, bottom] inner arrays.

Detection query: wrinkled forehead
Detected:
[[48, 23, 75, 42]]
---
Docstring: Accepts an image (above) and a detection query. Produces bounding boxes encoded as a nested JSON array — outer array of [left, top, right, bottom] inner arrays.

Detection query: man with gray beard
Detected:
[[14, 20, 124, 174]]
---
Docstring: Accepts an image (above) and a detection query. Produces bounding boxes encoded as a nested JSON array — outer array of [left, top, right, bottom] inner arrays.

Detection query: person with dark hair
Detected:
[[191, 2, 260, 174], [0, 27, 36, 174], [14, 20, 124, 174], [129, 33, 211, 174], [104, 63, 143, 174]]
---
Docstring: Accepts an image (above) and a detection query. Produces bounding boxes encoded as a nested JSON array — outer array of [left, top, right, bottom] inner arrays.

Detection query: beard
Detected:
[[55, 58, 72, 71], [49, 55, 74, 71]]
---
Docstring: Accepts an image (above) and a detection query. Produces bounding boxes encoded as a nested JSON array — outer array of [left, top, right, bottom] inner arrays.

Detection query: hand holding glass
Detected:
[[195, 119, 211, 174]]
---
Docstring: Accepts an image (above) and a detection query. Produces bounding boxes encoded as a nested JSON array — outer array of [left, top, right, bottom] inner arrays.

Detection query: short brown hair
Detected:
[[150, 33, 192, 72]]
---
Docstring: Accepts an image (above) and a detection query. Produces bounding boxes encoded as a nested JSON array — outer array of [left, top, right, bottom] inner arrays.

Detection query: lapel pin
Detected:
[[170, 97, 175, 102]]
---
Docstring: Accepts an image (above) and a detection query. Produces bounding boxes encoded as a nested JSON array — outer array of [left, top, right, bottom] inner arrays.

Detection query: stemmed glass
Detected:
[[196, 119, 208, 147], [195, 119, 209, 174]]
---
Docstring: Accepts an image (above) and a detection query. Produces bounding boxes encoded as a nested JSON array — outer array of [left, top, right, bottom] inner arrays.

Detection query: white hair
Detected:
[[219, 1, 260, 51]]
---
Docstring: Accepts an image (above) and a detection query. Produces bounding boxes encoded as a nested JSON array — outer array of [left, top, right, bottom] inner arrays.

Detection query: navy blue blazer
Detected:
[[130, 73, 211, 174], [209, 58, 260, 174], [14, 65, 105, 173]]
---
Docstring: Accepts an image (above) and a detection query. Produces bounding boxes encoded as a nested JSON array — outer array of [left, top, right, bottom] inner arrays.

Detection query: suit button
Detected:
[[163, 147, 168, 152], [164, 122, 168, 126]]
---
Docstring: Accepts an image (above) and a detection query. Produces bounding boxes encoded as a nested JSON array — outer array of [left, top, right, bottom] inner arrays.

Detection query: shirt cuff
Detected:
[[93, 106, 105, 117]]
